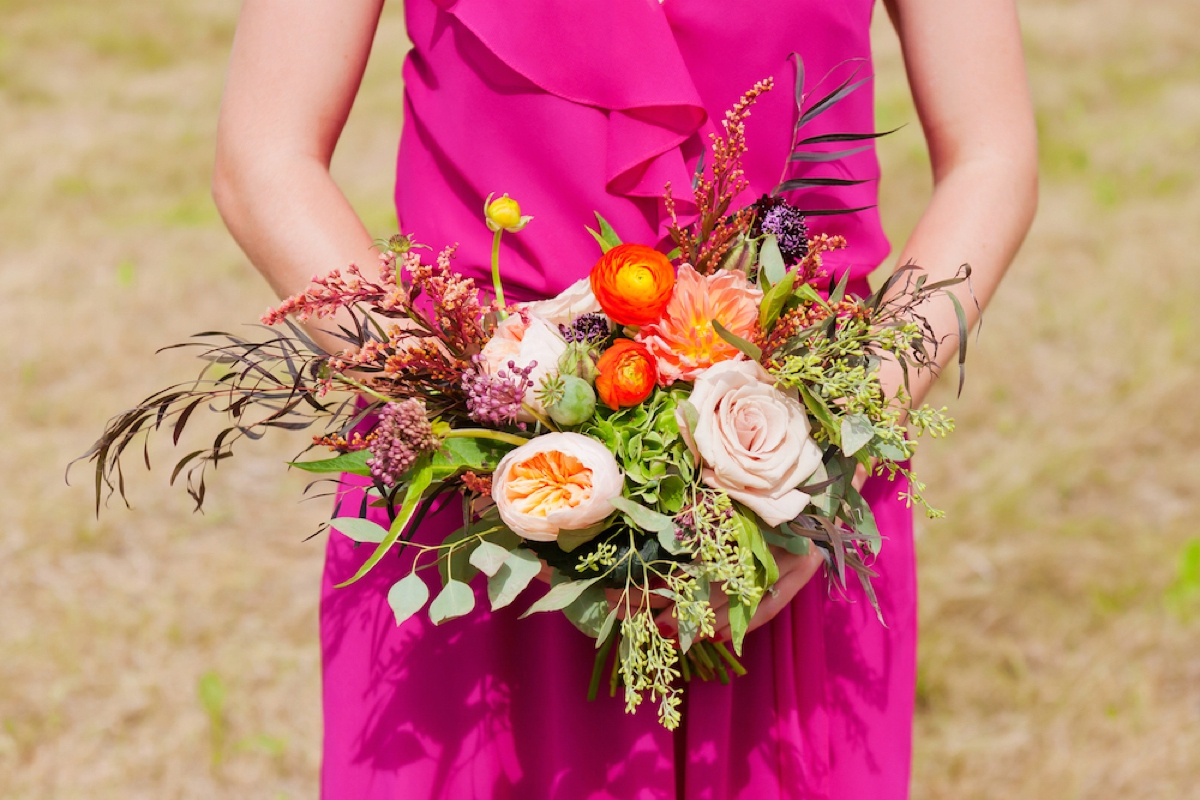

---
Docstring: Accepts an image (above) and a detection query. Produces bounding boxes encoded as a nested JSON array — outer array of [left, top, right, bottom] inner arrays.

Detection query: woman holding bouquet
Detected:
[[212, 0, 1036, 797]]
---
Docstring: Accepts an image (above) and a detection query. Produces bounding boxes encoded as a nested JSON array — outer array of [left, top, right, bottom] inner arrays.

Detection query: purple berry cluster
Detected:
[[462, 355, 536, 427], [367, 399, 438, 486], [559, 313, 611, 346]]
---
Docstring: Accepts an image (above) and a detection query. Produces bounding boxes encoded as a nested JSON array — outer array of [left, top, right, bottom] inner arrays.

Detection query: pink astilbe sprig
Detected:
[[665, 77, 773, 275], [367, 399, 441, 486], [462, 355, 535, 428], [406, 245, 488, 356], [261, 262, 408, 327]]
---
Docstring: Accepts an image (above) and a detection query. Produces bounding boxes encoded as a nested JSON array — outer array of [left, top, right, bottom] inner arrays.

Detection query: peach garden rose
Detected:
[[491, 433, 625, 541], [678, 360, 823, 526]]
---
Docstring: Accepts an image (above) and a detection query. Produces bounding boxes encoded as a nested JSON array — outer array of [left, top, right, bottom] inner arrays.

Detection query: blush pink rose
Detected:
[[491, 433, 624, 541], [678, 361, 823, 526], [479, 313, 568, 420]]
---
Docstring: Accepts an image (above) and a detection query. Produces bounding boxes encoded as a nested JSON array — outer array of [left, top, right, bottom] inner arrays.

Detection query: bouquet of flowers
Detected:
[[82, 76, 970, 729]]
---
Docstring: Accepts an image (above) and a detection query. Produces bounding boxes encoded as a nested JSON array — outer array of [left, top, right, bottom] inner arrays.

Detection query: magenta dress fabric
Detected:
[[320, 0, 915, 797]]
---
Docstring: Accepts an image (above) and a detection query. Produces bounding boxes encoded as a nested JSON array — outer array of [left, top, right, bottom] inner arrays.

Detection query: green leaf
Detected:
[[844, 485, 881, 551], [762, 527, 811, 556], [829, 267, 852, 305], [873, 441, 911, 462], [334, 455, 434, 588], [792, 281, 829, 309], [557, 520, 611, 553], [657, 525, 690, 556], [759, 271, 797, 329], [439, 525, 481, 586], [676, 400, 699, 438], [798, 386, 839, 444], [520, 577, 600, 618], [727, 594, 752, 656], [609, 496, 675, 533], [289, 449, 370, 476], [488, 548, 542, 611], [595, 607, 619, 648], [329, 516, 389, 544], [468, 540, 511, 577], [734, 508, 779, 588], [712, 320, 763, 362], [585, 226, 615, 254], [432, 437, 513, 480], [563, 584, 610, 637], [428, 579, 476, 625], [840, 414, 875, 457], [758, 234, 786, 286], [386, 573, 430, 626]]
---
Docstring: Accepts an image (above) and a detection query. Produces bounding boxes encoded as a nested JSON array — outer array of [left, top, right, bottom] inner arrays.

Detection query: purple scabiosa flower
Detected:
[[751, 195, 809, 265], [462, 355, 536, 427], [367, 399, 439, 486], [559, 313, 611, 346]]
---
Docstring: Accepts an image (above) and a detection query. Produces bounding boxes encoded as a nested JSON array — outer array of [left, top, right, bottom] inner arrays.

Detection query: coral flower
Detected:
[[636, 264, 763, 386], [589, 243, 675, 327], [594, 339, 657, 410], [491, 433, 624, 541]]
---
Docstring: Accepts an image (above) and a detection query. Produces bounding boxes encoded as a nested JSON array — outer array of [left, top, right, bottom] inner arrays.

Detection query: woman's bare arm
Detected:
[[212, 0, 385, 323], [698, 0, 1039, 642], [880, 0, 1039, 406]]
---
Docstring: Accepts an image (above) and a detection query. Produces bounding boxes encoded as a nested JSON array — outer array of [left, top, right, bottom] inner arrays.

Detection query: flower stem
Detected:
[[491, 229, 507, 319], [711, 641, 748, 676], [443, 428, 529, 447], [333, 374, 393, 404]]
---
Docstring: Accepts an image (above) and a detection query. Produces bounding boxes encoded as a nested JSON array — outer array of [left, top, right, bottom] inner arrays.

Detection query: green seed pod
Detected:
[[558, 342, 600, 383], [547, 375, 597, 427]]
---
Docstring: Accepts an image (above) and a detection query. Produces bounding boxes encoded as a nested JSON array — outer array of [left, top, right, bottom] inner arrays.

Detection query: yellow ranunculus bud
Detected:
[[484, 192, 533, 233]]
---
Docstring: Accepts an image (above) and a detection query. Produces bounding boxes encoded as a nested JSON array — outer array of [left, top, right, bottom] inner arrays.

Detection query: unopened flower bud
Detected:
[[558, 342, 600, 383], [484, 193, 533, 233]]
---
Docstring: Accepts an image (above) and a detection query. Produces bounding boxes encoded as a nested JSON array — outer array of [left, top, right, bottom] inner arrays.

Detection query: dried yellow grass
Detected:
[[0, 0, 1196, 798]]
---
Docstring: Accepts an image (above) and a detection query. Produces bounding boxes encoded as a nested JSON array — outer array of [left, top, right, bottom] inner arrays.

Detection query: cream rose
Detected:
[[479, 313, 568, 420], [520, 278, 603, 327], [678, 361, 823, 526], [491, 433, 624, 541]]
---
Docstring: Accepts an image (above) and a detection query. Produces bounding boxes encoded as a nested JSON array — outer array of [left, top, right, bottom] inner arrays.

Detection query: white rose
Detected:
[[678, 361, 823, 526], [491, 432, 624, 541], [520, 278, 603, 327], [479, 313, 568, 420]]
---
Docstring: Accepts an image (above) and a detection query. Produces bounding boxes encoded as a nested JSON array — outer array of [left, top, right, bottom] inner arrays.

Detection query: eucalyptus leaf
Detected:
[[676, 400, 699, 438], [610, 496, 675, 533], [488, 548, 542, 611], [428, 579, 476, 625], [840, 414, 875, 458], [657, 525, 690, 556], [563, 584, 610, 637], [520, 577, 600, 618], [596, 607, 619, 649], [386, 573, 430, 626], [762, 527, 811, 556], [468, 540, 511, 577], [798, 386, 839, 444], [329, 516, 389, 544], [432, 437, 513, 480], [557, 520, 611, 553]]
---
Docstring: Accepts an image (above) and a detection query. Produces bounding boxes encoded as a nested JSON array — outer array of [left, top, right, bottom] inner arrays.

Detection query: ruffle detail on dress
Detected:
[[434, 0, 707, 203]]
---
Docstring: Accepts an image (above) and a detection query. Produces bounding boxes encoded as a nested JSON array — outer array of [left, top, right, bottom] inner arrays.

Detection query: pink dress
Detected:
[[321, 0, 915, 797]]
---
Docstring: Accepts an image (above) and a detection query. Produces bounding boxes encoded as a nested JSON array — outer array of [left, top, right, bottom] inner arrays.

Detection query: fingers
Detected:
[[606, 586, 673, 620], [709, 550, 824, 643]]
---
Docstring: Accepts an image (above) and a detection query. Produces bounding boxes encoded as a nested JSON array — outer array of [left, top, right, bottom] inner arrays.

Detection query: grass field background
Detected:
[[1, 0, 1197, 797]]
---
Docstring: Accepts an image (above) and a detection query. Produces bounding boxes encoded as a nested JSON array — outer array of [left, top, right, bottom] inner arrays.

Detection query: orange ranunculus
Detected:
[[595, 339, 657, 409], [589, 243, 675, 327]]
